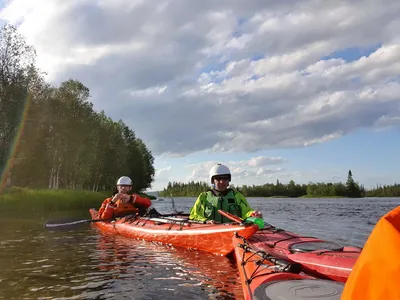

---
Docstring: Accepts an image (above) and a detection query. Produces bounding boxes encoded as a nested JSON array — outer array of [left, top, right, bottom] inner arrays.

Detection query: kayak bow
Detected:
[[233, 233, 344, 300]]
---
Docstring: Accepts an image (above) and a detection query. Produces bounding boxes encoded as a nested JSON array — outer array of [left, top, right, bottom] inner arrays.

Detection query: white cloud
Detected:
[[0, 0, 399, 158], [152, 165, 173, 190], [185, 156, 287, 184], [373, 115, 400, 129], [155, 166, 171, 178], [247, 156, 285, 167]]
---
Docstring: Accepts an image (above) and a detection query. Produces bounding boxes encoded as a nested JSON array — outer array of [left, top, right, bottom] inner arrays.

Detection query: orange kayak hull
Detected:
[[89, 209, 259, 256]]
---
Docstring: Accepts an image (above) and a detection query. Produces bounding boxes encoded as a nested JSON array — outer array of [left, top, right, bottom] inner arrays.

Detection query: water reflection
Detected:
[[91, 231, 243, 299], [0, 223, 242, 300], [171, 247, 244, 299], [0, 227, 98, 300]]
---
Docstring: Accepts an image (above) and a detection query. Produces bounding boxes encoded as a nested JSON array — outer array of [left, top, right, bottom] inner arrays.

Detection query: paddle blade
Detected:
[[45, 218, 91, 228], [44, 218, 110, 229], [170, 196, 179, 213]]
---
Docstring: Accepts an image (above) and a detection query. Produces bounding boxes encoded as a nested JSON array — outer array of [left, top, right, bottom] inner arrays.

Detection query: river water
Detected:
[[0, 197, 399, 300]]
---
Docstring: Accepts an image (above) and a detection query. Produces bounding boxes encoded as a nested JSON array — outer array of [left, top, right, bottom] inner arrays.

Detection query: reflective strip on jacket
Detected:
[[189, 189, 254, 223], [341, 205, 400, 300]]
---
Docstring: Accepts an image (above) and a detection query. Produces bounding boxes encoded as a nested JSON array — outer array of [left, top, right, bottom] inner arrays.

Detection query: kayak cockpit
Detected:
[[290, 241, 344, 253]]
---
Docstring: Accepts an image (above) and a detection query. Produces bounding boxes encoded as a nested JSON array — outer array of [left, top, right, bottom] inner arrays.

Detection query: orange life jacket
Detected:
[[341, 205, 400, 300], [98, 194, 152, 219]]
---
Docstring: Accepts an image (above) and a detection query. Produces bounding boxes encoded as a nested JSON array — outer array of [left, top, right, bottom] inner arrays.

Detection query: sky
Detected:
[[0, 0, 399, 191]]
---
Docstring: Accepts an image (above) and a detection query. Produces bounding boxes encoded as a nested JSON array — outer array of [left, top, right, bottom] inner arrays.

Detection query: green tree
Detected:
[[0, 25, 41, 177], [1, 24, 155, 192], [346, 169, 361, 197]]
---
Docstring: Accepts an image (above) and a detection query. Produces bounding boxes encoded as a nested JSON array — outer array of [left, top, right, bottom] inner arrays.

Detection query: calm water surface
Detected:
[[0, 197, 399, 299]]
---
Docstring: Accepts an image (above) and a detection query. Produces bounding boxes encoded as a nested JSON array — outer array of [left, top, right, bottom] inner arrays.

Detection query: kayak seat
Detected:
[[290, 241, 344, 253], [254, 279, 344, 300]]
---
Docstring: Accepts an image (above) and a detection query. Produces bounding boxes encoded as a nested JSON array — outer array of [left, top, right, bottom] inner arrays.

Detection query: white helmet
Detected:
[[209, 163, 231, 183], [117, 176, 132, 186]]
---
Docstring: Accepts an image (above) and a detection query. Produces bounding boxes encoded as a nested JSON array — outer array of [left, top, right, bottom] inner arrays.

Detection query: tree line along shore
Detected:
[[1, 170, 398, 212], [159, 171, 400, 198]]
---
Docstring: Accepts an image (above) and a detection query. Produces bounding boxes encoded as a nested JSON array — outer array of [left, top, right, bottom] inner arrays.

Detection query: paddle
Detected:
[[166, 194, 185, 214], [218, 209, 265, 229], [44, 192, 182, 229], [218, 209, 245, 224], [44, 217, 114, 228], [44, 211, 189, 229]]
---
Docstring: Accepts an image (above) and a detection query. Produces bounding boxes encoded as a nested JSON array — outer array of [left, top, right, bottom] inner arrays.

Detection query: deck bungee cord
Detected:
[[235, 233, 303, 284], [232, 233, 344, 300]]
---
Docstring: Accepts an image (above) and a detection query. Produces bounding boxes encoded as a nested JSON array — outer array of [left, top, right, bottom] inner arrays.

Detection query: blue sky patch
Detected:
[[237, 17, 247, 27], [322, 43, 382, 62], [252, 53, 265, 61], [248, 74, 261, 81]]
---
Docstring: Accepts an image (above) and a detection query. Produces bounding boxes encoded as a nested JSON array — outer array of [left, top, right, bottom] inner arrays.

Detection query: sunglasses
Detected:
[[214, 176, 230, 181]]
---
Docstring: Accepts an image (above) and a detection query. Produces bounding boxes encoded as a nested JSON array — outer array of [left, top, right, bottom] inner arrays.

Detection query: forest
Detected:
[[0, 25, 154, 193]]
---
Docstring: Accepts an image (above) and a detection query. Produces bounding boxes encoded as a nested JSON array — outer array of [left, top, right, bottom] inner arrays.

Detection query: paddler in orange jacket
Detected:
[[98, 176, 156, 219], [341, 205, 400, 300]]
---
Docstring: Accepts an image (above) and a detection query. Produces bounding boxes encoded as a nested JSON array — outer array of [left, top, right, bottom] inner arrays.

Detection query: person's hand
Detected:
[[250, 210, 262, 218], [110, 194, 119, 204], [111, 193, 129, 204]]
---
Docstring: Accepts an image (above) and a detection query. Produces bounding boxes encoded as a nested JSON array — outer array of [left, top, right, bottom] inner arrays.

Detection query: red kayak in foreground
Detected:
[[233, 233, 344, 300], [89, 209, 259, 256], [248, 222, 362, 282]]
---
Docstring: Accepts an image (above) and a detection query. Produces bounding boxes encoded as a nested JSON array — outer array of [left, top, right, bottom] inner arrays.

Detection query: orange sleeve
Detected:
[[98, 198, 112, 217], [132, 194, 151, 209], [341, 205, 400, 300]]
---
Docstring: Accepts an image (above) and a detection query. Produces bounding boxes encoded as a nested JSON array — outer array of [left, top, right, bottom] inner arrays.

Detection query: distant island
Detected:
[[159, 170, 400, 198]]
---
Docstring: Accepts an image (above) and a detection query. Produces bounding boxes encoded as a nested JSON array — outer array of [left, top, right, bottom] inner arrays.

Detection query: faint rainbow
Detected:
[[0, 92, 31, 194]]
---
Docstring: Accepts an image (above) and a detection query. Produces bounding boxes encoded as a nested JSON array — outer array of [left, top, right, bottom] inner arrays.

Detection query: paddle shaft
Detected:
[[45, 212, 191, 228], [218, 209, 244, 224], [45, 217, 114, 228]]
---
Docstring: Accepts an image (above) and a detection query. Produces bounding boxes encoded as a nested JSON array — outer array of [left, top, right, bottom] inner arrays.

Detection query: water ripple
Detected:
[[1, 197, 399, 299]]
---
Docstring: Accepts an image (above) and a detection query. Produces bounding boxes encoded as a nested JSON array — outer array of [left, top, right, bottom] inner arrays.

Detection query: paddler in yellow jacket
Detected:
[[341, 205, 400, 300], [189, 163, 262, 224]]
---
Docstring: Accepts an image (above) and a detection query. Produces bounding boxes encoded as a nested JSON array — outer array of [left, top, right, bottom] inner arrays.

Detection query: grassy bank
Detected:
[[0, 187, 156, 211]]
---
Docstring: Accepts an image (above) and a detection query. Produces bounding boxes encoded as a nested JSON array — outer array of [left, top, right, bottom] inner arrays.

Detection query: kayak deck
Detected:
[[248, 223, 362, 282], [233, 233, 344, 300], [89, 209, 259, 256]]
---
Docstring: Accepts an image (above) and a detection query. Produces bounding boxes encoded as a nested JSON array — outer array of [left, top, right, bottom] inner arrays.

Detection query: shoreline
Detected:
[[0, 187, 156, 211]]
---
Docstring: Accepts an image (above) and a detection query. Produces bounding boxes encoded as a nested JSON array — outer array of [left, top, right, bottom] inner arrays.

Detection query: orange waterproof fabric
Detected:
[[341, 205, 400, 300], [98, 194, 151, 219]]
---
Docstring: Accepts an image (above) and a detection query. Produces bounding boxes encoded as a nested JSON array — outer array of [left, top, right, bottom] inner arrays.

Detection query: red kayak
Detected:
[[248, 222, 362, 282], [89, 209, 259, 256], [233, 233, 344, 300]]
